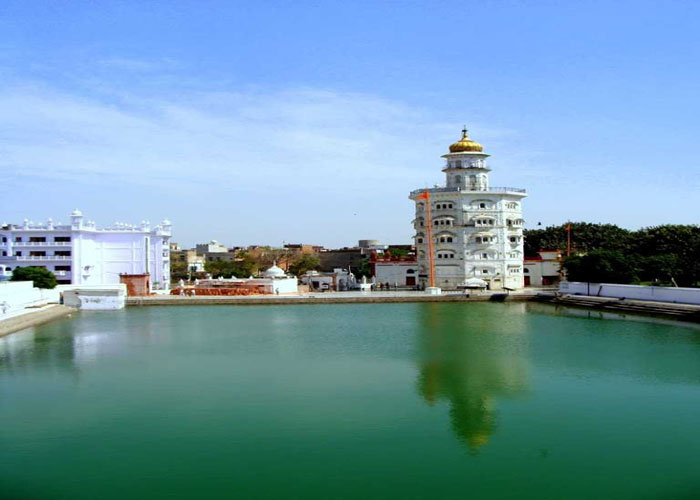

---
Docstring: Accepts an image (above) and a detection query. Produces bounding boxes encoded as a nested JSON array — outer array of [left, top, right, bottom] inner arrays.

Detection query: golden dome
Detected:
[[449, 128, 483, 153]]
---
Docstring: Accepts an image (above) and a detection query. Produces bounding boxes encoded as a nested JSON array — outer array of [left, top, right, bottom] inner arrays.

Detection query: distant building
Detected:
[[195, 240, 228, 255], [409, 129, 527, 290], [184, 263, 298, 295], [371, 253, 419, 287], [284, 244, 324, 253], [301, 269, 357, 291], [171, 248, 205, 272], [358, 239, 388, 251], [524, 250, 562, 287], [0, 210, 171, 290], [317, 248, 366, 273]]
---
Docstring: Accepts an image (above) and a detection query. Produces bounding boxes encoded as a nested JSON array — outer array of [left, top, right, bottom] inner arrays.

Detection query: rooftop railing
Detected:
[[410, 186, 526, 197], [11, 241, 72, 247]]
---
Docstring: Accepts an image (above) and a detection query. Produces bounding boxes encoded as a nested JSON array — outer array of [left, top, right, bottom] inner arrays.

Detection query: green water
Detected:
[[2, 303, 700, 499]]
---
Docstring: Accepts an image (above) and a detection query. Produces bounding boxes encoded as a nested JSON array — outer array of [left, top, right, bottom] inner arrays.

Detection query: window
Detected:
[[55, 265, 71, 271], [479, 203, 486, 209], [54, 236, 71, 242], [1, 251, 5, 256], [455, 160, 462, 168], [15, 251, 21, 256], [482, 253, 488, 259], [1, 237, 6, 242], [54, 251, 71, 257], [482, 269, 489, 275], [29, 251, 46, 257], [15, 237, 22, 242], [29, 237, 46, 242], [417, 238, 423, 244]]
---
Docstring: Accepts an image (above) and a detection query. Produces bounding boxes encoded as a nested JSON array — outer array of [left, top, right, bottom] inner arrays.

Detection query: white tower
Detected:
[[409, 128, 527, 290]]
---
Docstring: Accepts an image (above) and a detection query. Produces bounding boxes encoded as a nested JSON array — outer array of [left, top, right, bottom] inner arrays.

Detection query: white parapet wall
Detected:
[[58, 284, 126, 310], [0, 281, 60, 315], [560, 281, 700, 306]]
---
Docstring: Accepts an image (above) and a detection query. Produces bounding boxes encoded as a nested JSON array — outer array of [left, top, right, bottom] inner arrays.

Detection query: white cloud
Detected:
[[0, 79, 538, 246], [0, 84, 466, 194]]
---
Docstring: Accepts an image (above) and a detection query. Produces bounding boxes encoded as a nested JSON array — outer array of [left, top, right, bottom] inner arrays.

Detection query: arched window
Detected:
[[455, 175, 462, 185]]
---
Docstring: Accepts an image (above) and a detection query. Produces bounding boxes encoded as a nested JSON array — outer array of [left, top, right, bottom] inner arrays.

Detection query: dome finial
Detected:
[[449, 126, 483, 153]]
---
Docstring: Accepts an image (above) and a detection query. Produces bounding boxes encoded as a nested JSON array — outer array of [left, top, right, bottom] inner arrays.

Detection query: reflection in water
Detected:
[[0, 319, 79, 375], [526, 301, 700, 331], [416, 303, 530, 452]]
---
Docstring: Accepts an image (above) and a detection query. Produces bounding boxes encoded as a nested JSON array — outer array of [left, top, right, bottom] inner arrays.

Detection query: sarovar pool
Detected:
[[2, 303, 700, 499]]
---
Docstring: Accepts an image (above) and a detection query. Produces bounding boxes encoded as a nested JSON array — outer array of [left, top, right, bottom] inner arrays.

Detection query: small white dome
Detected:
[[264, 264, 286, 278], [71, 209, 82, 216]]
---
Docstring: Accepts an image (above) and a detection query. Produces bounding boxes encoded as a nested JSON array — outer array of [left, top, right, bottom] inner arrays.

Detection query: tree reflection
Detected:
[[416, 303, 530, 452]]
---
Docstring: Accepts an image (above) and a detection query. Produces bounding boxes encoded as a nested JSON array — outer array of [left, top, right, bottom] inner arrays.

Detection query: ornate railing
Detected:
[[410, 186, 526, 197]]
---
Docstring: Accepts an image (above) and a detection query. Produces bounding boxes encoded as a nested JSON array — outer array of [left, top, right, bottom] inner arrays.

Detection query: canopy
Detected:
[[458, 278, 489, 289]]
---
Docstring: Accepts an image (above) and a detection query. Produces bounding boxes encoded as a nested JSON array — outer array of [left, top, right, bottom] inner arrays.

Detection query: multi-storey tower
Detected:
[[409, 129, 527, 290]]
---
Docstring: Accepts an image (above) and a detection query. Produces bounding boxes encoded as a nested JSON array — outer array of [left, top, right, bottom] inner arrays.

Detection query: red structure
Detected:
[[120, 274, 150, 296]]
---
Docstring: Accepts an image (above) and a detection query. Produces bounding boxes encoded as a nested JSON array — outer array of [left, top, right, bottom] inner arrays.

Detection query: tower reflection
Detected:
[[416, 303, 530, 452]]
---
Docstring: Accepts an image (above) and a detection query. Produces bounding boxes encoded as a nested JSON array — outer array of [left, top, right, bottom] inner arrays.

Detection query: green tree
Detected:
[[11, 267, 58, 289], [524, 222, 632, 257], [170, 261, 189, 282], [288, 254, 320, 276], [355, 256, 373, 278], [386, 247, 409, 258], [204, 253, 258, 279], [562, 250, 637, 284]]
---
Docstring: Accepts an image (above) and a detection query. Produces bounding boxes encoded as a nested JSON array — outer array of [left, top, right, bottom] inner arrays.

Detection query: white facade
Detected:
[[524, 250, 562, 287], [560, 281, 700, 306], [196, 240, 228, 254], [0, 210, 172, 290], [373, 261, 419, 287], [409, 130, 527, 290]]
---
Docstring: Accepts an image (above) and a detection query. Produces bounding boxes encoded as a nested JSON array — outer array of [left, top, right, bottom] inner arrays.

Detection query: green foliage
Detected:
[[386, 247, 409, 258], [288, 254, 320, 277], [529, 222, 700, 286], [204, 253, 258, 278], [563, 250, 637, 284], [355, 256, 373, 278], [170, 261, 189, 281], [11, 267, 57, 289], [524, 222, 631, 256]]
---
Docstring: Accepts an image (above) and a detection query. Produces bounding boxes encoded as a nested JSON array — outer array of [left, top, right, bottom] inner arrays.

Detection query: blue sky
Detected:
[[1, 0, 699, 247]]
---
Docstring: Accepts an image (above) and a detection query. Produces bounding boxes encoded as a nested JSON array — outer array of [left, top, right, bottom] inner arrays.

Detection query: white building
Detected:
[[196, 240, 228, 254], [524, 250, 562, 287], [409, 129, 527, 290], [371, 254, 419, 287], [0, 210, 171, 290]]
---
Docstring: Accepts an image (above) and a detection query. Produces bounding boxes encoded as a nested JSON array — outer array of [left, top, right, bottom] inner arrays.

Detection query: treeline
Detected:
[[171, 252, 322, 281], [524, 223, 700, 287]]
